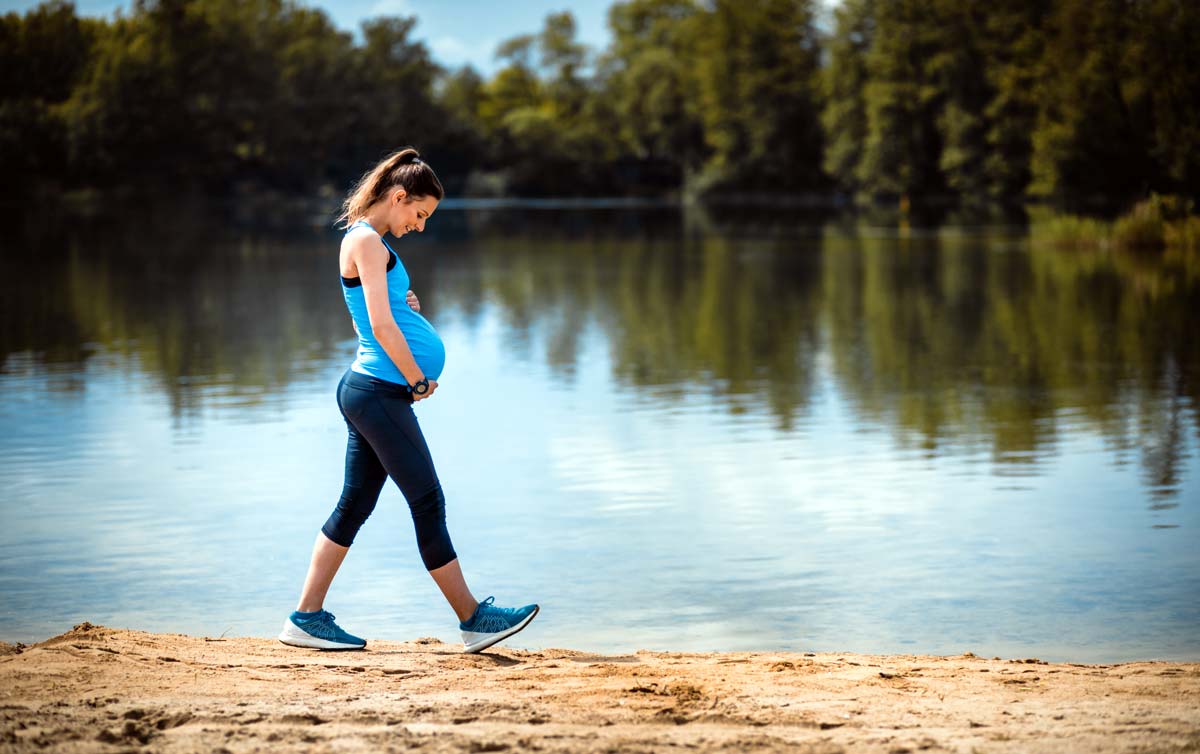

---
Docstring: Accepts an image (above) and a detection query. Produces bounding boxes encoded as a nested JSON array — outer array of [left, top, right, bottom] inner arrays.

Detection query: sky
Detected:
[[0, 0, 617, 74]]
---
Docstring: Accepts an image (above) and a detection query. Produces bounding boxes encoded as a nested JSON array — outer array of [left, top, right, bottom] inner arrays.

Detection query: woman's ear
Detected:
[[392, 188, 408, 205]]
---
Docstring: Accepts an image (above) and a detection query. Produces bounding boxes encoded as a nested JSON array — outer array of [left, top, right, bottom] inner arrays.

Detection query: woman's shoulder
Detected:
[[342, 219, 377, 239], [342, 224, 386, 255], [339, 224, 393, 280]]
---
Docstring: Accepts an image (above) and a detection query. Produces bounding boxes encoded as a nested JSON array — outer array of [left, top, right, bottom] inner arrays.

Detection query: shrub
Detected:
[[1030, 209, 1112, 249], [1112, 196, 1166, 249], [1164, 215, 1200, 252]]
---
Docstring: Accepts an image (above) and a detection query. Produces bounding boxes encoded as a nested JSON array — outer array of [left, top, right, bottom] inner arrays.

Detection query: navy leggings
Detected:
[[321, 369, 457, 571]]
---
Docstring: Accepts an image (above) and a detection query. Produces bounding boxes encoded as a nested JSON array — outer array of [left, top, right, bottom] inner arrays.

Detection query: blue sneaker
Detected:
[[459, 596, 539, 653], [278, 609, 366, 650]]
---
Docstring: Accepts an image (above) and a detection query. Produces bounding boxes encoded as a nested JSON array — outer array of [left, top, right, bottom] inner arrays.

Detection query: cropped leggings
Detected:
[[321, 369, 457, 571]]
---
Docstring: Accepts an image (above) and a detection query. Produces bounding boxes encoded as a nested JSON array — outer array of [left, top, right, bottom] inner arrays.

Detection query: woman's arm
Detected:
[[348, 233, 438, 400]]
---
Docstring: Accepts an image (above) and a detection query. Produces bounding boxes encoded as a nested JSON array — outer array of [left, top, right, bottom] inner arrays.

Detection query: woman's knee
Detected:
[[409, 485, 456, 570], [321, 484, 379, 546]]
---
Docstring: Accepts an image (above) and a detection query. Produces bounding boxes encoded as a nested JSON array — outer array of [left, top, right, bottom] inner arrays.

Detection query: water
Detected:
[[1, 203, 1197, 663]]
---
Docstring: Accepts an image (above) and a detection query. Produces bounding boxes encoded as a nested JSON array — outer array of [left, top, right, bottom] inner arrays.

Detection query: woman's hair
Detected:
[[336, 147, 444, 228]]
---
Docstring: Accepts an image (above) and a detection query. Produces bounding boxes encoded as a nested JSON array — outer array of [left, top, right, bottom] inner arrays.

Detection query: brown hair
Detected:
[[336, 147, 445, 228]]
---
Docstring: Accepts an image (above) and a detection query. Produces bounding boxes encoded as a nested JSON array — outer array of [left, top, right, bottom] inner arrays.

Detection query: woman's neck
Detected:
[[358, 210, 388, 237]]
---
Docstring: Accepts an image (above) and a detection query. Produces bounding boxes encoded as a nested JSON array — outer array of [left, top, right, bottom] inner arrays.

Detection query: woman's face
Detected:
[[386, 189, 439, 237]]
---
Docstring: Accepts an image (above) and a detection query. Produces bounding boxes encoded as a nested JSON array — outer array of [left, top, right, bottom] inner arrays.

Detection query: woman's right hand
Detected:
[[412, 380, 438, 402]]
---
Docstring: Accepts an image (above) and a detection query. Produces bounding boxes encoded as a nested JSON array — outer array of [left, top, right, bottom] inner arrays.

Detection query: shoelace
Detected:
[[479, 597, 520, 618], [300, 611, 339, 639], [467, 597, 527, 632]]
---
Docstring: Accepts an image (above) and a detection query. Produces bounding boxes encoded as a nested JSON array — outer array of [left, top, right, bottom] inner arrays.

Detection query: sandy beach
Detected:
[[1, 622, 1197, 753]]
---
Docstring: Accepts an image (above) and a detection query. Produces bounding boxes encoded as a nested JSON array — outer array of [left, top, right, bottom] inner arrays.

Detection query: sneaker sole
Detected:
[[277, 620, 366, 651], [462, 605, 540, 654]]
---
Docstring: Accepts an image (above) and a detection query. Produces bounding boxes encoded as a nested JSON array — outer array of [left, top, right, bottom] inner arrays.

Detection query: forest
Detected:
[[2, 0, 1197, 210]]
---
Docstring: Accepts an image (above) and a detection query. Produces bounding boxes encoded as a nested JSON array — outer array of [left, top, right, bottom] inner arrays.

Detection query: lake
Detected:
[[1, 201, 1197, 663]]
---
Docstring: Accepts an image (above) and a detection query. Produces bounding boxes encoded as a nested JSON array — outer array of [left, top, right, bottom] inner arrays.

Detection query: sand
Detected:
[[1, 622, 1197, 753]]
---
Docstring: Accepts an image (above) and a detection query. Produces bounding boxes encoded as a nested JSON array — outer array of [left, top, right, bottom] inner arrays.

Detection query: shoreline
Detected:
[[2, 623, 1198, 753]]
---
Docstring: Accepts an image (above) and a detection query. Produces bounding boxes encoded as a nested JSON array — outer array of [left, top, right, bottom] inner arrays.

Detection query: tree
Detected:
[[476, 13, 620, 195], [690, 0, 824, 193], [1029, 0, 1148, 204], [348, 16, 441, 171], [858, 0, 947, 200], [434, 65, 489, 188], [0, 1, 96, 193], [538, 11, 588, 118], [929, 0, 992, 200], [598, 0, 705, 189], [979, 0, 1045, 199], [1129, 0, 1200, 195], [6, 0, 1199, 202], [821, 0, 874, 196]]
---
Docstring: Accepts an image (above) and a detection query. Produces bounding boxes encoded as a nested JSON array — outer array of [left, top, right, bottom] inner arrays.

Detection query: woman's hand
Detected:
[[412, 379, 438, 402], [406, 289, 420, 312]]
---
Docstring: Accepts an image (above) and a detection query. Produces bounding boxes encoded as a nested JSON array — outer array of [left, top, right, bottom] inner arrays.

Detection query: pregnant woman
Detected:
[[279, 148, 538, 653]]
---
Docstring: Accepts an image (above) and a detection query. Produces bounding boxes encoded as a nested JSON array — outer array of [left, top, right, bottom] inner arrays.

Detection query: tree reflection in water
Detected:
[[1, 202, 1195, 504]]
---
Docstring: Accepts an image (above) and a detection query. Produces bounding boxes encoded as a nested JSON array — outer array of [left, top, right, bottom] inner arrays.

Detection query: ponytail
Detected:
[[336, 147, 445, 228]]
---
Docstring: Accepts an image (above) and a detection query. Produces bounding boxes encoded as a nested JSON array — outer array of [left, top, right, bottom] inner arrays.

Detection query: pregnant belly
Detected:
[[403, 315, 446, 381]]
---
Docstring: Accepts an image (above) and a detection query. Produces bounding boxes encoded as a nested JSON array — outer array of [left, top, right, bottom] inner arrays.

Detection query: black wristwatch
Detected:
[[411, 377, 430, 396]]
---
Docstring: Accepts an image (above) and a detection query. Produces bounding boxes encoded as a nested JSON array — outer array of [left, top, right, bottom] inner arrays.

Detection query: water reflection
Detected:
[[2, 202, 1197, 504], [2, 201, 1197, 658], [3, 207, 353, 420]]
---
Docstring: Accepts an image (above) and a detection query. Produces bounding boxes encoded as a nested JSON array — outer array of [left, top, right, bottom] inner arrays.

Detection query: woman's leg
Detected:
[[340, 379, 537, 652], [295, 408, 388, 612], [429, 558, 479, 623], [279, 394, 386, 649], [296, 533, 350, 613], [355, 390, 478, 622], [294, 467, 476, 618]]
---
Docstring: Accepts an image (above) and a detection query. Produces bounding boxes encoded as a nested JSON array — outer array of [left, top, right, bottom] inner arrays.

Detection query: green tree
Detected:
[[62, 7, 191, 184], [1128, 0, 1200, 195], [979, 0, 1044, 199], [600, 0, 705, 188], [821, 0, 873, 196], [535, 11, 620, 191], [858, 0, 946, 199], [477, 13, 619, 194], [346, 16, 441, 172], [477, 33, 552, 191], [690, 0, 824, 193], [8, 0, 1199, 202], [434, 65, 489, 191], [929, 0, 991, 199], [1029, 0, 1147, 203], [63, 0, 292, 187], [0, 1, 96, 194], [262, 6, 357, 187], [538, 11, 588, 117]]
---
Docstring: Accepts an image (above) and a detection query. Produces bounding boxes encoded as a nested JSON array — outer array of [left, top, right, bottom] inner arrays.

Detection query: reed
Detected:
[[1032, 195, 1199, 252]]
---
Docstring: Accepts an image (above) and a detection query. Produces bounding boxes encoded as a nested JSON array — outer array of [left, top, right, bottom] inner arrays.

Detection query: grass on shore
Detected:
[[1032, 194, 1200, 251]]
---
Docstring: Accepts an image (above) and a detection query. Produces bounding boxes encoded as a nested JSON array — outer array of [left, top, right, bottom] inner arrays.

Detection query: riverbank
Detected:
[[1032, 194, 1200, 252], [1, 623, 1197, 753]]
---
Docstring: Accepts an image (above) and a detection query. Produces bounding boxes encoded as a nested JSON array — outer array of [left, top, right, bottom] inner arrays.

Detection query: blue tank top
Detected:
[[341, 220, 445, 385]]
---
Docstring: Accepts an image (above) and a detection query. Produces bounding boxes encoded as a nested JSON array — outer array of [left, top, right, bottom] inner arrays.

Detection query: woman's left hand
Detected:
[[406, 290, 420, 312]]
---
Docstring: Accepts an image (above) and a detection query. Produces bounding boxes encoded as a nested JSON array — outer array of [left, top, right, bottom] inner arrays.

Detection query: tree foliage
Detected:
[[1, 0, 1197, 205], [825, 0, 1197, 205]]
